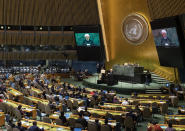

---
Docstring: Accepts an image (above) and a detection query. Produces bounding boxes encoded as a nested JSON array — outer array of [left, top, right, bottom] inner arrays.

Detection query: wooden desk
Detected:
[[31, 87, 43, 95], [21, 118, 71, 131], [49, 113, 117, 127], [132, 94, 169, 99], [0, 112, 5, 127], [4, 100, 36, 119], [164, 115, 185, 123], [78, 107, 126, 117], [69, 98, 84, 106], [100, 103, 146, 111], [128, 98, 167, 107], [26, 96, 62, 111], [26, 96, 49, 105], [158, 124, 185, 131], [7, 87, 23, 101]]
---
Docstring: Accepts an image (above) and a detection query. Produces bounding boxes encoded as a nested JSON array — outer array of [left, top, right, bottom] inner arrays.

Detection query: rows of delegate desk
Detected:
[[0, 73, 185, 130]]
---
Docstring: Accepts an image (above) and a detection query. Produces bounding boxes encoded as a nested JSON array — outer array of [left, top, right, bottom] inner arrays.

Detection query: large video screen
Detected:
[[152, 27, 180, 47], [75, 33, 100, 47]]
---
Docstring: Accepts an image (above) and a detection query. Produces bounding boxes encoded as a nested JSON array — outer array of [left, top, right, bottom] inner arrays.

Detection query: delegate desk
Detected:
[[69, 98, 84, 106], [127, 98, 167, 106], [4, 100, 36, 119], [158, 124, 185, 131], [21, 119, 70, 131], [26, 96, 62, 111], [0, 112, 5, 127], [164, 115, 185, 124], [25, 96, 49, 105], [31, 87, 43, 96], [7, 87, 23, 101], [78, 107, 127, 117], [131, 94, 169, 100], [49, 113, 116, 128], [99, 103, 147, 111]]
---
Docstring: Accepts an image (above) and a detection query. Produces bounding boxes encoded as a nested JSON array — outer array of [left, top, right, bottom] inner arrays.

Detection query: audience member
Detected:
[[122, 98, 129, 105], [28, 121, 41, 131], [15, 122, 27, 131], [94, 119, 101, 131], [165, 122, 176, 131], [104, 118, 112, 130], [17, 105, 24, 116], [76, 113, 87, 129], [59, 111, 67, 125], [8, 120, 15, 128], [147, 121, 163, 131]]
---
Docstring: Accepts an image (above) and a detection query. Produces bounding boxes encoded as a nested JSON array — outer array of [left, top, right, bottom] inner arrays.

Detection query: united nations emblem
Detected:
[[122, 13, 149, 45]]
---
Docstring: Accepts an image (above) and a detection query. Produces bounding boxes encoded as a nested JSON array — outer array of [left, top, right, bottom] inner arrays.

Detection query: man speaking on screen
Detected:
[[160, 29, 172, 46], [82, 34, 94, 47]]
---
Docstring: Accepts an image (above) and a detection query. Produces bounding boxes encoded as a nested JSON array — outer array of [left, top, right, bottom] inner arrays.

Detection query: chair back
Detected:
[[12, 128, 20, 131], [126, 107, 133, 112], [40, 103, 46, 112], [124, 116, 134, 128], [171, 97, 178, 107], [179, 119, 185, 125], [73, 100, 79, 108], [143, 107, 152, 118], [114, 115, 124, 126], [115, 107, 123, 111], [67, 100, 73, 110], [6, 125, 12, 131], [68, 118, 76, 128], [88, 122, 98, 131], [100, 124, 111, 131], [92, 113, 101, 118], [168, 119, 177, 125], [43, 117, 51, 123], [0, 102, 6, 112], [75, 123, 83, 128], [55, 119, 64, 126], [160, 103, 168, 115], [148, 96, 153, 99], [14, 108, 22, 121], [152, 102, 158, 108], [132, 100, 139, 105], [45, 105, 51, 115], [105, 113, 114, 120]]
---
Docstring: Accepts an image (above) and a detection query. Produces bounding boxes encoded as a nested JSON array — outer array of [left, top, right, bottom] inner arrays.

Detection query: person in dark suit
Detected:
[[8, 120, 15, 128], [17, 105, 24, 116], [59, 111, 67, 125], [95, 119, 101, 131], [82, 107, 91, 117], [82, 34, 94, 46], [126, 111, 137, 122], [76, 113, 87, 129], [28, 121, 41, 131], [104, 118, 112, 130], [15, 122, 27, 131]]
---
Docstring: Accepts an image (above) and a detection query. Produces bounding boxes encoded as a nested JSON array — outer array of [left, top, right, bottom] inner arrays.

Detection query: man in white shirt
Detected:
[[122, 98, 129, 105]]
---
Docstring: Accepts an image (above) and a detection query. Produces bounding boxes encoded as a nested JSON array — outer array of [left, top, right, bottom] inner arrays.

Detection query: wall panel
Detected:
[[147, 0, 185, 20], [0, 0, 99, 26]]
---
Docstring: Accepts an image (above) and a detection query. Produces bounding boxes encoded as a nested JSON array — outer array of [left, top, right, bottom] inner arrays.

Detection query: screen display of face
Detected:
[[152, 27, 180, 47], [75, 33, 100, 47]]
